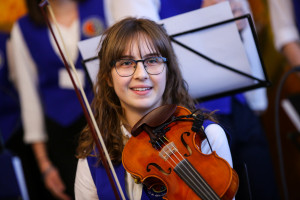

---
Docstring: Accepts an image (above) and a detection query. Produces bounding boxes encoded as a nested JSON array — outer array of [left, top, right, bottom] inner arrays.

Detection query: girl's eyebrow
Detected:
[[119, 55, 134, 59], [143, 53, 160, 58], [119, 53, 160, 60]]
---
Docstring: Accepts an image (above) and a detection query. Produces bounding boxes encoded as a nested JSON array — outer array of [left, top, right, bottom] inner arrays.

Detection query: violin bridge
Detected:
[[159, 142, 178, 161]]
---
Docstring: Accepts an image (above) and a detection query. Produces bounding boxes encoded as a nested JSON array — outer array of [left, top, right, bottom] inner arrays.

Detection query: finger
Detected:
[[47, 167, 66, 190], [44, 168, 69, 199], [50, 176, 70, 200], [53, 189, 71, 200], [52, 173, 66, 191]]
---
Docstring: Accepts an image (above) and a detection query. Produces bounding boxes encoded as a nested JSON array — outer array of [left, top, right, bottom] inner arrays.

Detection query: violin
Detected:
[[122, 104, 239, 200]]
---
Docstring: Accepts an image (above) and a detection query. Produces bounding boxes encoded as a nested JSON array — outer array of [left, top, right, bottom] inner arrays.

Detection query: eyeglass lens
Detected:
[[115, 57, 166, 77]]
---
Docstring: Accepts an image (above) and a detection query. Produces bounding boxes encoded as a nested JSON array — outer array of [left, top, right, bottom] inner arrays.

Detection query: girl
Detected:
[[75, 17, 233, 199]]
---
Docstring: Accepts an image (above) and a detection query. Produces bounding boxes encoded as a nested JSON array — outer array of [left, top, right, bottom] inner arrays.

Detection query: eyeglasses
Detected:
[[112, 57, 167, 77]]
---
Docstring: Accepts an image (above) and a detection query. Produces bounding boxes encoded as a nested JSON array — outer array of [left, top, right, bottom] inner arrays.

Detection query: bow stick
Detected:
[[38, 1, 126, 199]]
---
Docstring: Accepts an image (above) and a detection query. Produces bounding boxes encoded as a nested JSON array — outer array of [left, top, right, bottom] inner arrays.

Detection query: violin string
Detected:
[[158, 138, 205, 192], [158, 137, 195, 177], [168, 141, 219, 199], [161, 141, 214, 199], [158, 137, 187, 170], [156, 119, 220, 199], [159, 136, 218, 199], [158, 138, 181, 165], [155, 141, 176, 169], [175, 159, 218, 200], [167, 141, 208, 192], [168, 141, 203, 179], [159, 137, 200, 181], [163, 139, 182, 163]]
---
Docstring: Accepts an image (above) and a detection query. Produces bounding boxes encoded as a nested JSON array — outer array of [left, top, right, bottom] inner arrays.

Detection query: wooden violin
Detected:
[[122, 104, 239, 199]]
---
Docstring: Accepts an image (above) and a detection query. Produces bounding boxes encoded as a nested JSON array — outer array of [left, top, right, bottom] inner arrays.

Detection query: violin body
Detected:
[[122, 105, 239, 199]]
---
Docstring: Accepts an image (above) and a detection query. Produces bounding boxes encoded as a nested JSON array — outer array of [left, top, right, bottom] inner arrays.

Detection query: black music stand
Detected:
[[78, 4, 270, 102]]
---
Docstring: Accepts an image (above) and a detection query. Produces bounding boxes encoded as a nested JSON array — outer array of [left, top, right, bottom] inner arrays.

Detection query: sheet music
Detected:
[[160, 2, 252, 98]]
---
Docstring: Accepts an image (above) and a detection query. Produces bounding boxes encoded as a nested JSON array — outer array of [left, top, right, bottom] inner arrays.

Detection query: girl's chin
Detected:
[[138, 103, 162, 113], [121, 99, 162, 114], [130, 102, 157, 111]]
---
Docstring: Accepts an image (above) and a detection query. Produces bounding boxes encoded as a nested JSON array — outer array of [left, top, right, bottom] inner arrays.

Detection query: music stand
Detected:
[[78, 2, 270, 101]]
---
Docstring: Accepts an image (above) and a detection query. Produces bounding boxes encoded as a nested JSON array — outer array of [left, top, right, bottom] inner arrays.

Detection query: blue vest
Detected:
[[87, 120, 215, 199], [293, 0, 300, 32], [159, 0, 202, 19], [0, 32, 21, 142], [18, 0, 107, 126], [158, 0, 246, 114]]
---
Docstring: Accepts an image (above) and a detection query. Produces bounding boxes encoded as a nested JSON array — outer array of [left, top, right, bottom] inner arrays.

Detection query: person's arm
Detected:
[[104, 0, 160, 26], [282, 41, 300, 67], [10, 22, 47, 144], [9, 22, 70, 200], [75, 158, 99, 200], [268, 0, 300, 67], [32, 142, 70, 200]]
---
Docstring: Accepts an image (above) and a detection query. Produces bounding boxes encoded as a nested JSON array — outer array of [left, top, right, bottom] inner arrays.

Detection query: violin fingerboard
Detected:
[[174, 159, 220, 200]]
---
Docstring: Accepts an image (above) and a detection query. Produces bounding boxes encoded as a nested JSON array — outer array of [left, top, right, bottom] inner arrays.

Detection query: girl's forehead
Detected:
[[122, 34, 158, 56]]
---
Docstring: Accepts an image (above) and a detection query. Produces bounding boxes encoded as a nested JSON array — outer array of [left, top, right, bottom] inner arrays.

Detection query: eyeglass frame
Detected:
[[111, 57, 167, 77]]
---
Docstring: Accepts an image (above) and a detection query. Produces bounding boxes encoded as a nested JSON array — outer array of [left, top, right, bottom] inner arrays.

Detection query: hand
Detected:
[[282, 42, 300, 74], [229, 0, 247, 31], [201, 0, 247, 31], [201, 0, 226, 8], [43, 165, 71, 200], [32, 143, 71, 200]]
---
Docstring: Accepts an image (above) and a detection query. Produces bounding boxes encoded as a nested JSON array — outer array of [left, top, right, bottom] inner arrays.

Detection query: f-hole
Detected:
[[181, 132, 192, 157], [147, 163, 172, 175]]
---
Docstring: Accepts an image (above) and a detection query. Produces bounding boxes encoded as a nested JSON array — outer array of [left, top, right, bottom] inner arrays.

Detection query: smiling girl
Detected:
[[75, 17, 233, 200]]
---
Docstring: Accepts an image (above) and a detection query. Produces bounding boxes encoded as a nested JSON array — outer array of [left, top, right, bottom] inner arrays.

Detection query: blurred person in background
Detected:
[[9, 0, 107, 199], [268, 0, 300, 69]]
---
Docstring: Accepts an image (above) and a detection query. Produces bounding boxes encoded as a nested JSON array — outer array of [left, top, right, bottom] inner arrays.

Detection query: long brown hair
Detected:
[[77, 17, 201, 164]]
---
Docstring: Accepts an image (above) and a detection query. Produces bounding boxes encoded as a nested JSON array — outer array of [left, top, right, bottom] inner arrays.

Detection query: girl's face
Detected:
[[110, 37, 167, 118]]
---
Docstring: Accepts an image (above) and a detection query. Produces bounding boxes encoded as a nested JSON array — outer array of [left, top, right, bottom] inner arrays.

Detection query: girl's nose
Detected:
[[133, 62, 149, 79]]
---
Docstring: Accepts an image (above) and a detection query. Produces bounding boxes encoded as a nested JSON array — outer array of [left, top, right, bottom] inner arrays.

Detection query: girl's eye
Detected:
[[148, 58, 158, 63], [120, 60, 134, 66], [146, 57, 163, 66]]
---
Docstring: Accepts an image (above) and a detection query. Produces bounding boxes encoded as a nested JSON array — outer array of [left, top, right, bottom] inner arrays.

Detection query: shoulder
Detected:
[[204, 123, 228, 145], [76, 158, 92, 183], [16, 14, 47, 34], [202, 123, 233, 167], [202, 119, 228, 142], [16, 15, 31, 27], [75, 158, 98, 200]]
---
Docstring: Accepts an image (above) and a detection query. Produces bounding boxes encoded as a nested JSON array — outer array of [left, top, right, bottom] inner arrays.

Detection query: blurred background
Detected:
[[0, 0, 299, 199]]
